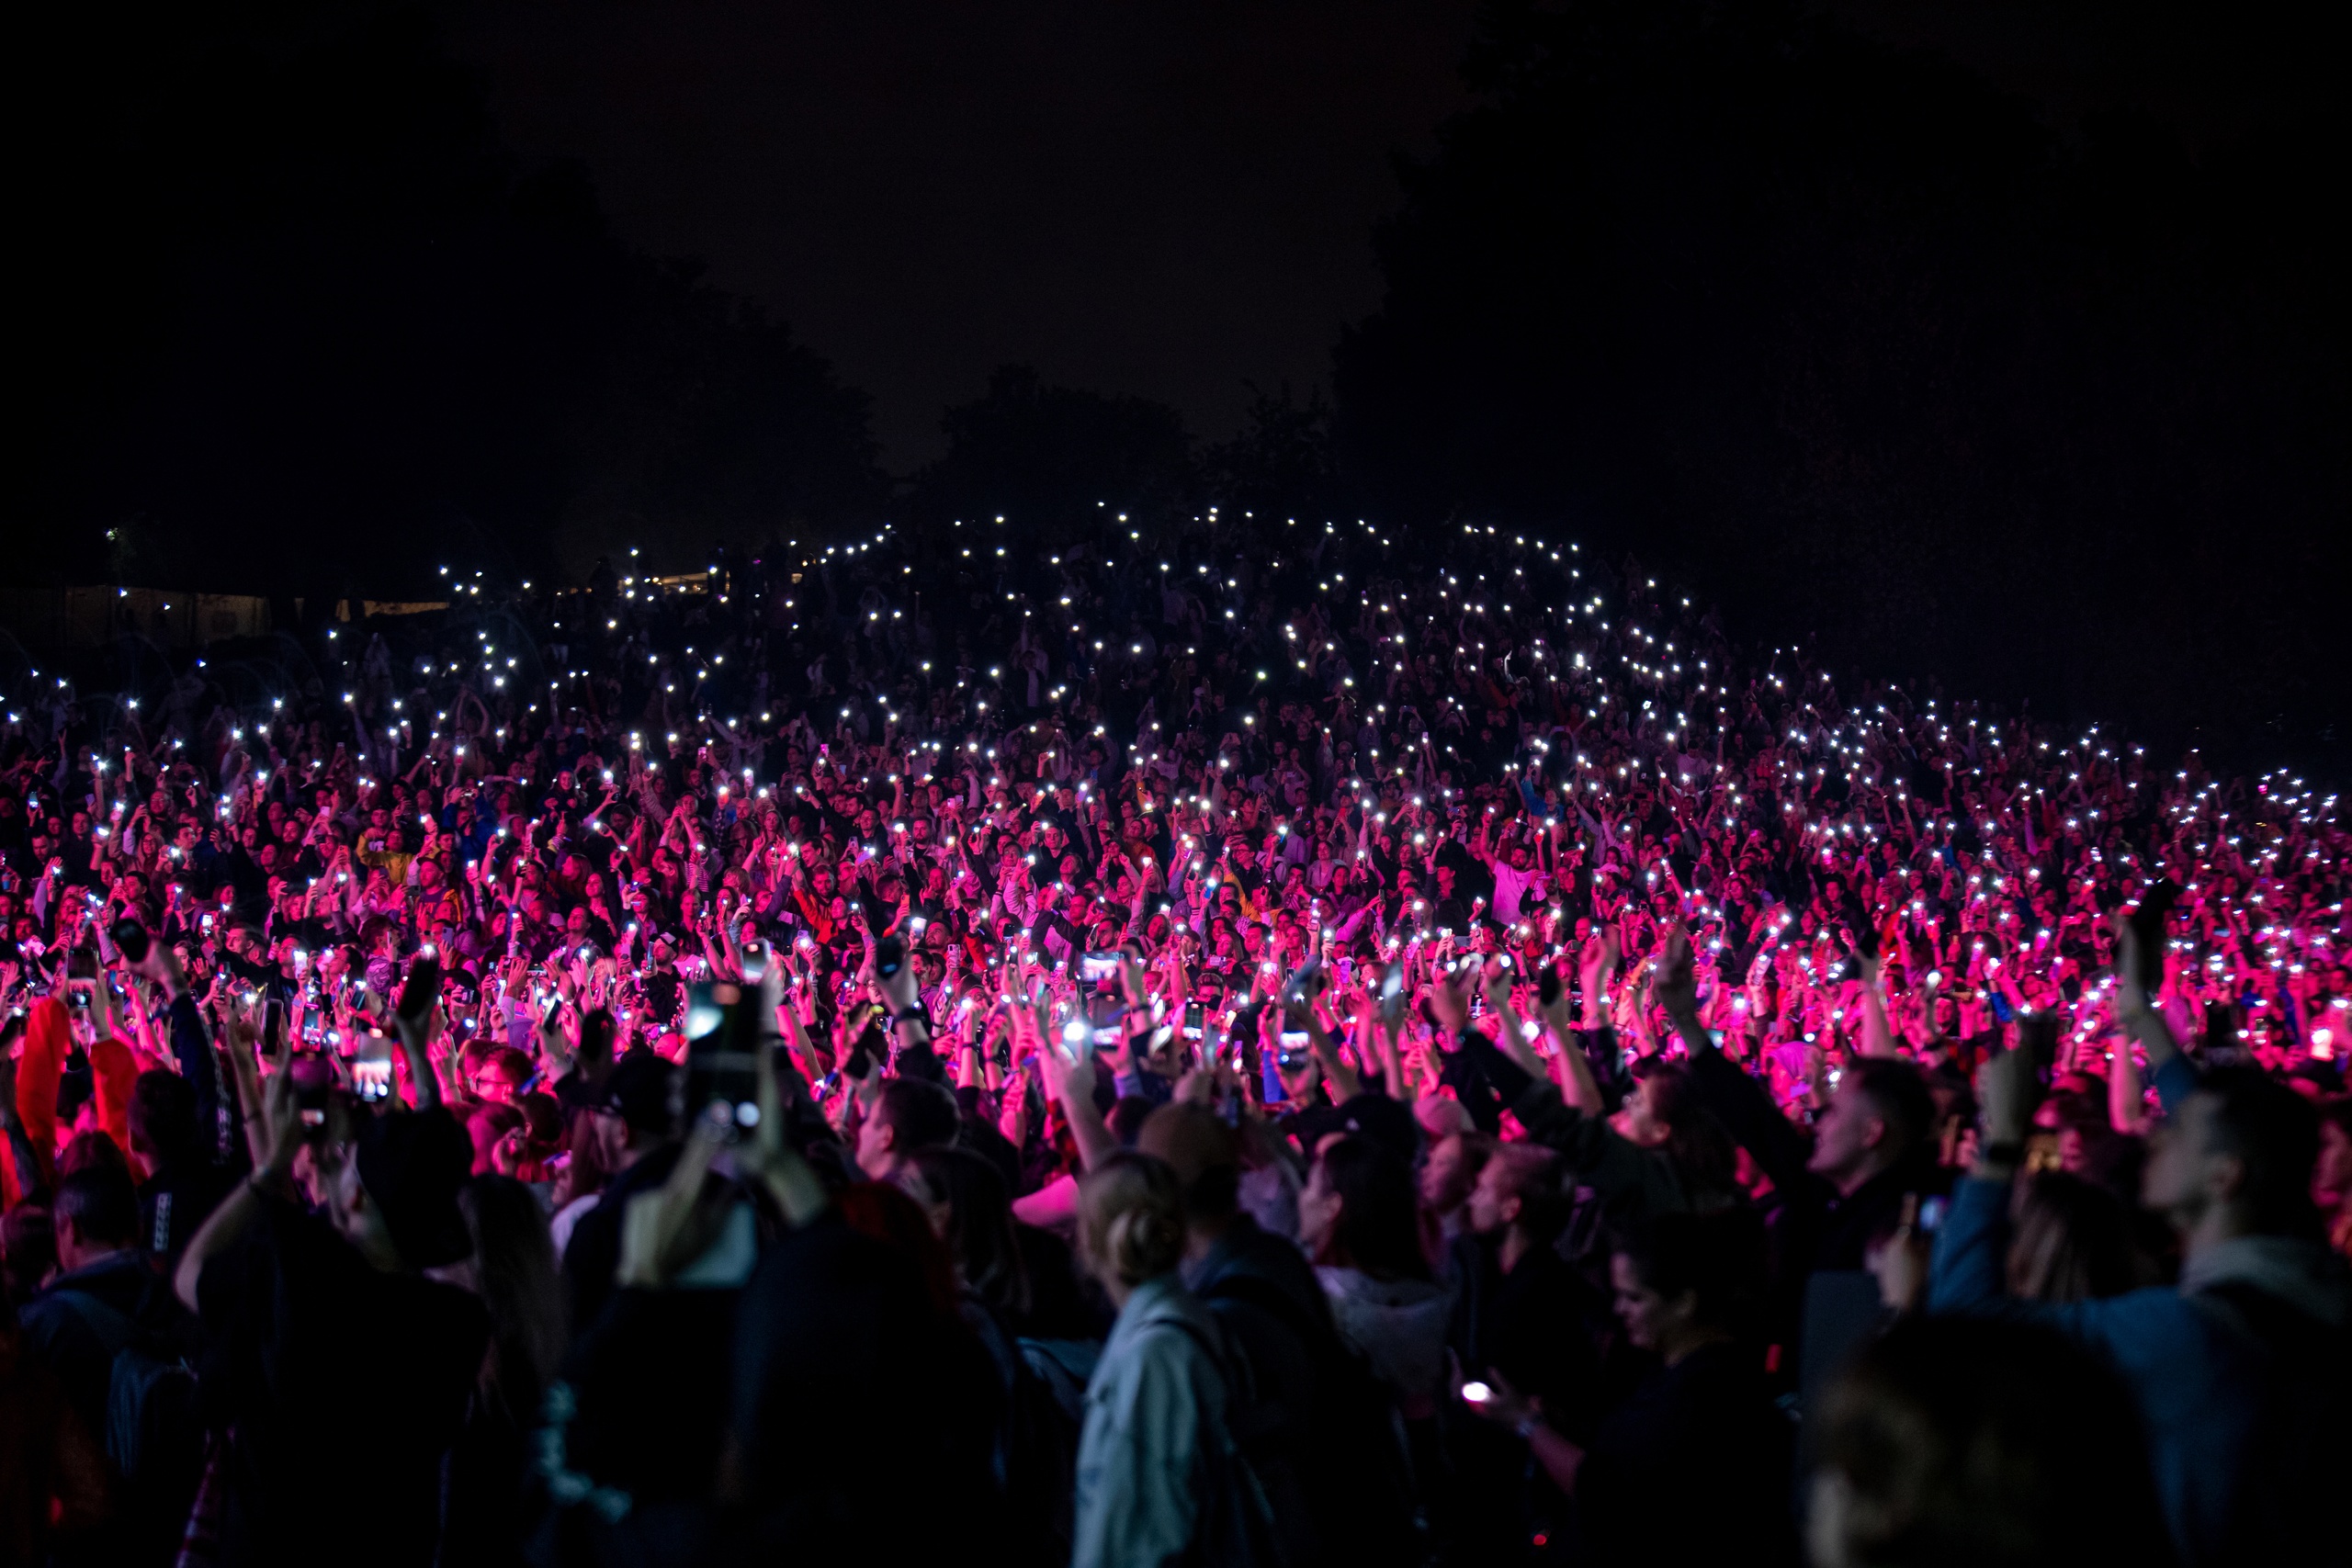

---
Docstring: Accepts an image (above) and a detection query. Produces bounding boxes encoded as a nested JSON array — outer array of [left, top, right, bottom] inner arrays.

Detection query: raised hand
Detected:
[[1647, 923, 1698, 1021]]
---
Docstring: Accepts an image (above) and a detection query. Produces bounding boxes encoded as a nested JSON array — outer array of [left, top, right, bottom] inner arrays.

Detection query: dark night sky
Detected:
[[440, 0, 1484, 469], [437, 0, 2335, 472]]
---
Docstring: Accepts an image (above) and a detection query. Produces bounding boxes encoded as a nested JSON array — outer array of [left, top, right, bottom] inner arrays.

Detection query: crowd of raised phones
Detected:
[[1, 515, 2346, 1567]]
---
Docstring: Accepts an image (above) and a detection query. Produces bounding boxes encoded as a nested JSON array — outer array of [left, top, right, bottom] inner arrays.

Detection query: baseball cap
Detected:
[[595, 1049, 679, 1137]]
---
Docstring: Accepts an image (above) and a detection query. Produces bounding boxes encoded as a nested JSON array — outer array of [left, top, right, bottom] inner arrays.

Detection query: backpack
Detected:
[[53, 1287, 205, 1533], [1010, 1337, 1096, 1563], [1165, 1316, 1288, 1568], [1201, 1271, 1427, 1567]]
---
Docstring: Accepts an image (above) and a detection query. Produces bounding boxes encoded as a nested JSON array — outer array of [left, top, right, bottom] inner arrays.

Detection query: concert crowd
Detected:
[[1, 514, 2346, 1567]]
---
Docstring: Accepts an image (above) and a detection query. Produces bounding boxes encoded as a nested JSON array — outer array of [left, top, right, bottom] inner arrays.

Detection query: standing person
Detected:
[[18, 1148, 199, 1563], [559, 1051, 680, 1330], [1448, 1142, 1603, 1562], [1298, 1135, 1453, 1416], [173, 1036, 487, 1568], [1071, 1150, 1273, 1568], [1928, 923, 2352, 1567], [443, 1175, 568, 1568], [1464, 1210, 1798, 1567]]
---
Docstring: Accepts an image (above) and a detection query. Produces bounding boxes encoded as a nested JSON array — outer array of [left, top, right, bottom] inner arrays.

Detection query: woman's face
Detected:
[[1296, 1158, 1340, 1259], [1610, 1252, 1690, 1352]]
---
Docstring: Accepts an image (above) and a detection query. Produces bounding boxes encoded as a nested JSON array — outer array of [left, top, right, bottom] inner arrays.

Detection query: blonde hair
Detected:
[[1078, 1151, 1187, 1288]]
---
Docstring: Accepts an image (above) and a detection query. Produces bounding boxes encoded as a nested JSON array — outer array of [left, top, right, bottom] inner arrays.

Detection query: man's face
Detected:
[[854, 1111, 895, 1179], [471, 1056, 526, 1106], [2142, 1091, 2222, 1226], [1807, 1076, 1883, 1184]]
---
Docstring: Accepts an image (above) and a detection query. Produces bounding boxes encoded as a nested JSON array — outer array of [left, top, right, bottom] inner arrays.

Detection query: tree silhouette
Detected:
[[1335, 0, 2350, 759], [8, 0, 886, 599], [904, 366, 1195, 550]]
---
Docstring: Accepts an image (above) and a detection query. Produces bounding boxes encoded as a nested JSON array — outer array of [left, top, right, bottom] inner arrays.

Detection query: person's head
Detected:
[[1809, 1057, 1936, 1194], [1136, 1100, 1243, 1235], [1466, 1141, 1568, 1247], [905, 1145, 1031, 1320], [1, 1204, 55, 1308], [457, 1175, 568, 1404], [469, 1045, 532, 1106], [53, 1158, 139, 1272], [2142, 1065, 2324, 1243], [837, 1180, 962, 1320], [1610, 1209, 1762, 1363], [129, 1067, 202, 1171], [1299, 1135, 1431, 1281], [334, 1108, 475, 1271], [2005, 1170, 2143, 1302], [1809, 1317, 2168, 1568], [1420, 1129, 1494, 1216], [588, 1051, 678, 1169], [854, 1077, 961, 1182], [1076, 1150, 1188, 1304]]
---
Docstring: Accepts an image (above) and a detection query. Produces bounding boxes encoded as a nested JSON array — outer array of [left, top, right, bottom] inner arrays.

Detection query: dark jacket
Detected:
[[20, 1251, 186, 1444], [1577, 1341, 1799, 1567], [1187, 1215, 1331, 1567]]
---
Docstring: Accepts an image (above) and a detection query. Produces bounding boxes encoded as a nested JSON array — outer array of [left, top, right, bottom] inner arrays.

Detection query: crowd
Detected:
[[2, 513, 2347, 1567]]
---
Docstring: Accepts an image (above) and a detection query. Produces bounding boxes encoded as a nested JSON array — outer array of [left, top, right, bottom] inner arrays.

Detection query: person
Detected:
[[19, 1150, 177, 1445], [6, 473, 2352, 1568], [1298, 1134, 1454, 1416], [1650, 931, 1943, 1389], [173, 1033, 489, 1568], [0, 1314, 107, 1566], [1928, 928, 2352, 1567], [854, 1073, 962, 1182], [559, 1050, 680, 1330], [443, 1174, 568, 1568], [1070, 1149, 1270, 1568], [1809, 1316, 2173, 1568], [1467, 1210, 1796, 1566], [1141, 1099, 1418, 1568], [128, 1068, 232, 1265], [1448, 1141, 1603, 1560], [17, 1145, 199, 1562]]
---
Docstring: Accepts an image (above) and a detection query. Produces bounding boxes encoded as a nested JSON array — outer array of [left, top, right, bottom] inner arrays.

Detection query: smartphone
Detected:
[[109, 917, 151, 965], [1277, 1030, 1311, 1063], [1079, 951, 1123, 983], [1182, 1003, 1205, 1042], [875, 934, 907, 982], [684, 980, 762, 1135], [740, 939, 769, 982], [350, 1032, 395, 1103], [1379, 963, 1407, 1025]]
